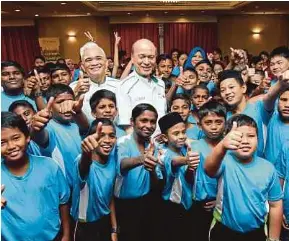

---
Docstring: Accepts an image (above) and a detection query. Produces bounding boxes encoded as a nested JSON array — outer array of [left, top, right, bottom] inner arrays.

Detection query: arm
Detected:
[[59, 204, 70, 241], [268, 200, 283, 240], [120, 156, 143, 173], [34, 95, 47, 111], [166, 82, 178, 103], [112, 32, 120, 78], [79, 152, 92, 180], [31, 128, 49, 148], [74, 111, 89, 134], [120, 60, 133, 80], [110, 198, 118, 241]]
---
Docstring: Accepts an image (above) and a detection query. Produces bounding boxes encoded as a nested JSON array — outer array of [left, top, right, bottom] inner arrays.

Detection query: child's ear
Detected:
[[241, 84, 247, 94], [91, 111, 96, 118], [161, 134, 168, 143], [197, 122, 202, 130], [26, 136, 31, 145]]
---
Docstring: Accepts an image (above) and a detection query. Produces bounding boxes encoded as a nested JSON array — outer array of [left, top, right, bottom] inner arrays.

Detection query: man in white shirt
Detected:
[[118, 39, 167, 128], [70, 42, 119, 121]]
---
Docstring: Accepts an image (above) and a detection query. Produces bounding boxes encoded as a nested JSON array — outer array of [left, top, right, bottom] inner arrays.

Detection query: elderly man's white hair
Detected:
[[79, 42, 107, 61]]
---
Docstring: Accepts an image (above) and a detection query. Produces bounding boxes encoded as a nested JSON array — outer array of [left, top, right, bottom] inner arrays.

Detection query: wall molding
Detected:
[[1, 19, 35, 27]]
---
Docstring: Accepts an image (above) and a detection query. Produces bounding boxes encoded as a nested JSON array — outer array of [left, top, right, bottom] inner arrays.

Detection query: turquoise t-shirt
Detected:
[[1, 92, 37, 111]]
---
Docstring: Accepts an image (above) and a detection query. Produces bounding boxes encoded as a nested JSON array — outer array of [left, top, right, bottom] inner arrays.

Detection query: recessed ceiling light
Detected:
[[87, 13, 91, 15], [146, 13, 149, 17], [61, 2, 67, 5], [180, 13, 185, 16], [201, 10, 205, 13], [15, 9, 21, 12], [35, 14, 39, 16], [127, 12, 131, 15], [255, 5, 259, 9], [164, 11, 168, 14]]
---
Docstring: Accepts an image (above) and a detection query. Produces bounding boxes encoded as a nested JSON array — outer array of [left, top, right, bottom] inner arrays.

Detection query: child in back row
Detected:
[[190, 100, 227, 241], [205, 114, 283, 241], [1, 112, 70, 241], [158, 112, 200, 241]]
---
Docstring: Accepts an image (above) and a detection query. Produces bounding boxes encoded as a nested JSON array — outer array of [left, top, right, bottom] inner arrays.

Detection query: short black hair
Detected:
[[170, 93, 191, 109], [1, 61, 25, 75], [1, 111, 29, 137], [195, 59, 213, 69], [50, 63, 70, 76], [251, 56, 262, 65], [8, 100, 36, 113], [56, 58, 66, 64], [198, 100, 227, 121], [46, 83, 75, 101], [157, 54, 173, 65], [218, 70, 244, 88], [279, 86, 289, 98], [191, 84, 209, 97], [26, 66, 51, 78], [225, 114, 258, 136], [270, 46, 289, 59], [183, 66, 198, 76], [170, 48, 179, 55], [259, 51, 269, 57], [254, 69, 265, 77], [213, 47, 222, 55], [34, 55, 46, 63], [87, 118, 116, 136], [131, 103, 158, 122], [90, 89, 117, 112], [177, 51, 187, 59]]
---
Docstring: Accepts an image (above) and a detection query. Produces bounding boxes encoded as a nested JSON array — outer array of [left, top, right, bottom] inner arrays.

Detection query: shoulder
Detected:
[[30, 154, 61, 172], [117, 134, 132, 145], [105, 77, 120, 87], [255, 156, 276, 172], [119, 71, 137, 88]]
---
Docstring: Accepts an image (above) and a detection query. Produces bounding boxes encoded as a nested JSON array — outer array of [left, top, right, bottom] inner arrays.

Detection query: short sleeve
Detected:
[[275, 144, 288, 180], [258, 100, 274, 125], [116, 138, 131, 175], [267, 169, 283, 202], [214, 160, 226, 178], [116, 88, 132, 126], [56, 167, 70, 204]]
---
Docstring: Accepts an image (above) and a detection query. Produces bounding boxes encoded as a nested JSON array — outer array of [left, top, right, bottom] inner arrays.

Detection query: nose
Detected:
[[21, 114, 28, 122], [9, 73, 15, 79], [211, 123, 217, 130], [7, 140, 16, 151], [104, 106, 111, 113], [241, 135, 249, 144], [224, 88, 231, 95], [143, 57, 150, 65]]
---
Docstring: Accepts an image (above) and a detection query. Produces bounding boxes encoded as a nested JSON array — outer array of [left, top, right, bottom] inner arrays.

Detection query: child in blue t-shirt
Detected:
[[114, 103, 163, 241], [170, 93, 202, 140], [1, 112, 70, 241], [9, 100, 42, 156], [89, 89, 126, 138], [158, 112, 200, 241], [31, 84, 89, 187], [190, 100, 227, 241], [265, 88, 289, 164], [71, 119, 118, 241], [205, 114, 283, 241], [275, 141, 289, 241]]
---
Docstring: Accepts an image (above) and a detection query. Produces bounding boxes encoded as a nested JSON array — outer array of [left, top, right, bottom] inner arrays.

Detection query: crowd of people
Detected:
[[1, 30, 289, 241]]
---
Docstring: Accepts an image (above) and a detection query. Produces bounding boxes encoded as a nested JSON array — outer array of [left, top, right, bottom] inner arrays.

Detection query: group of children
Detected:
[[1, 41, 289, 241]]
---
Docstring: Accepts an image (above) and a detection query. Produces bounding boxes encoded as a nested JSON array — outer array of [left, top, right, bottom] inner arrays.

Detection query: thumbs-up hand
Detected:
[[230, 47, 246, 65], [24, 69, 40, 96], [59, 94, 85, 115], [207, 52, 214, 63], [175, 67, 186, 87], [31, 97, 54, 131], [143, 139, 158, 172], [74, 71, 90, 96], [279, 70, 289, 87], [1, 185, 6, 209], [185, 143, 200, 171], [81, 122, 102, 154], [222, 121, 243, 150]]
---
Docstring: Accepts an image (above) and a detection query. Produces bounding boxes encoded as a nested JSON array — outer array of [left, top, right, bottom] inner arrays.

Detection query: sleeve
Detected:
[[275, 144, 288, 180], [163, 151, 179, 179], [56, 166, 70, 204], [116, 86, 132, 126], [267, 168, 284, 202], [214, 159, 226, 178], [75, 156, 88, 188], [258, 100, 274, 125], [116, 138, 131, 175]]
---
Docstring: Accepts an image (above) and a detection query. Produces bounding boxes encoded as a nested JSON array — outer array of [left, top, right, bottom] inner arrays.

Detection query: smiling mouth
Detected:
[[101, 145, 112, 152], [8, 150, 20, 157], [226, 96, 234, 102]]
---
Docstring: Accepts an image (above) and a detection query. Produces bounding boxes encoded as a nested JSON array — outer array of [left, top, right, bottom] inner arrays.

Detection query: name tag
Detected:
[[134, 96, 146, 102]]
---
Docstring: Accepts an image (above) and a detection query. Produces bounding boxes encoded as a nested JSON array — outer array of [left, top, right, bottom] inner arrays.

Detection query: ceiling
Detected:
[[1, 1, 289, 19]]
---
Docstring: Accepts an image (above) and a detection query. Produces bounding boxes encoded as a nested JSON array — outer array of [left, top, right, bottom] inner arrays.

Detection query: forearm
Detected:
[[34, 95, 47, 111], [185, 168, 195, 184], [268, 200, 283, 239], [172, 156, 187, 167], [120, 61, 132, 80], [166, 83, 178, 103], [31, 128, 49, 148], [59, 204, 70, 239], [120, 156, 143, 173], [249, 86, 264, 98], [79, 152, 92, 179], [204, 140, 226, 177], [263, 81, 282, 111], [74, 111, 89, 134], [110, 198, 117, 229], [112, 44, 119, 78]]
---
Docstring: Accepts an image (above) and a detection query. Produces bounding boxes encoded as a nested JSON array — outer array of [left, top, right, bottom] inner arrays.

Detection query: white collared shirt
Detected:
[[70, 76, 119, 121], [117, 71, 167, 125]]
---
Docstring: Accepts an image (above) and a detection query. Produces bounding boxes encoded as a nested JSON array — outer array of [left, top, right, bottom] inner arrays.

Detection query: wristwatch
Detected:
[[267, 238, 280, 241], [111, 227, 120, 234], [34, 91, 42, 97]]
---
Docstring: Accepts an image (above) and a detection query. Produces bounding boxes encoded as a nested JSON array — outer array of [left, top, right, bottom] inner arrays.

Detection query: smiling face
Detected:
[[214, 64, 224, 75], [220, 78, 246, 108], [1, 127, 30, 163], [191, 51, 203, 66], [166, 122, 187, 151], [233, 125, 258, 162], [1, 66, 24, 93], [200, 112, 225, 140], [191, 88, 209, 109], [178, 54, 188, 67], [270, 56, 289, 77], [132, 110, 157, 140], [182, 70, 198, 90], [34, 58, 45, 68], [82, 46, 108, 80], [158, 59, 173, 79], [51, 70, 71, 86], [278, 90, 289, 123], [39, 72, 52, 92], [171, 99, 191, 121], [196, 63, 213, 84], [95, 125, 116, 157], [12, 105, 35, 128]]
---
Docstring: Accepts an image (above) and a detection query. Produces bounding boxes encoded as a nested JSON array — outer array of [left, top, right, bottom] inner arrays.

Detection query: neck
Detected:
[[233, 96, 247, 114], [4, 88, 23, 96], [5, 154, 29, 176], [135, 70, 151, 79], [92, 152, 108, 164], [205, 137, 221, 147], [90, 74, 106, 85], [133, 132, 148, 153], [168, 143, 182, 154]]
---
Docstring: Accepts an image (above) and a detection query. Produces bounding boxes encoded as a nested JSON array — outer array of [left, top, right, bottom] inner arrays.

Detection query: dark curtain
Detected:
[[1, 26, 41, 73], [163, 22, 218, 54], [110, 23, 159, 58]]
